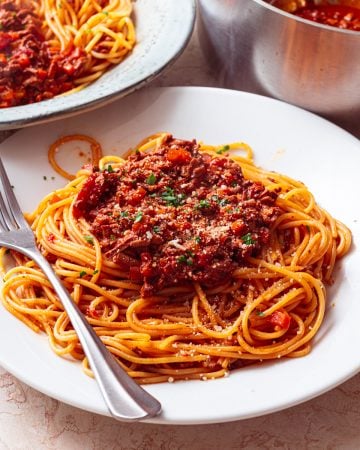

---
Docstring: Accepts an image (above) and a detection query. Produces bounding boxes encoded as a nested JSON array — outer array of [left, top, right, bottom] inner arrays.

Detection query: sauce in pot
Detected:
[[293, 4, 360, 30]]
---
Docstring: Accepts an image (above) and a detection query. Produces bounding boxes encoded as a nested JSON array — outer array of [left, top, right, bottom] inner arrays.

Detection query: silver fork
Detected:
[[0, 157, 161, 421]]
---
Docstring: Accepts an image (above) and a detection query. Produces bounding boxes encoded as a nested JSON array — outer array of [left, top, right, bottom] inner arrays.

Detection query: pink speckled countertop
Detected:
[[0, 24, 360, 450]]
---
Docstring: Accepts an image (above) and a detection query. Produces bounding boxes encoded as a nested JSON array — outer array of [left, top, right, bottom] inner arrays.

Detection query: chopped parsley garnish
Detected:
[[146, 173, 157, 185], [256, 311, 265, 317], [241, 233, 255, 246], [84, 235, 94, 244], [211, 195, 228, 207], [196, 199, 210, 210], [216, 144, 230, 154], [107, 164, 114, 173], [120, 211, 129, 217], [93, 269, 99, 275], [102, 10, 109, 15], [79, 271, 87, 278], [219, 198, 229, 207], [194, 236, 201, 244], [134, 211, 143, 223], [161, 187, 185, 207], [177, 251, 194, 266], [177, 255, 193, 266], [153, 226, 160, 234]]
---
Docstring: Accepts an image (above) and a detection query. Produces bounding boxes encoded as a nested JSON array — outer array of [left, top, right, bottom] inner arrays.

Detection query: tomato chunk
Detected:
[[269, 310, 291, 330], [231, 219, 246, 235], [128, 186, 147, 206], [167, 148, 191, 164]]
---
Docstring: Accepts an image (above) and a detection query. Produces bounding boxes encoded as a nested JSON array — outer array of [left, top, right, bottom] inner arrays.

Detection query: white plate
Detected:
[[0, 0, 195, 130], [0, 87, 359, 425]]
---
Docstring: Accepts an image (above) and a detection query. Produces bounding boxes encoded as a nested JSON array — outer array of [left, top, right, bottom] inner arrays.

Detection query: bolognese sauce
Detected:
[[73, 136, 280, 296], [0, 1, 88, 107]]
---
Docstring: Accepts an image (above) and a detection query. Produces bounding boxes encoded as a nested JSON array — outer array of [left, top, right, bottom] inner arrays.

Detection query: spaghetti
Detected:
[[0, 133, 351, 384], [0, 0, 135, 107]]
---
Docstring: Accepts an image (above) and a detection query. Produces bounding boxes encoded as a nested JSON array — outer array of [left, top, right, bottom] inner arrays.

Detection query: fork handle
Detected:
[[25, 247, 161, 421]]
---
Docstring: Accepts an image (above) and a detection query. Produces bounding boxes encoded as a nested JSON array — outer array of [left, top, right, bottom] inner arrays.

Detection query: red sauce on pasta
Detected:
[[73, 136, 281, 296], [0, 1, 87, 107]]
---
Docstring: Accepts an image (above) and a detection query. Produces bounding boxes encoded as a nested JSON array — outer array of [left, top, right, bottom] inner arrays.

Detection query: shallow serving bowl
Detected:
[[0, 0, 195, 130], [198, 0, 360, 130]]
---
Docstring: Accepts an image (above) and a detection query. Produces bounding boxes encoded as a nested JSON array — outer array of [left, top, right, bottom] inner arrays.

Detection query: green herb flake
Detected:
[[153, 225, 160, 234], [79, 271, 87, 278], [134, 211, 143, 223], [256, 311, 265, 317], [93, 269, 99, 275], [107, 164, 114, 173], [177, 251, 194, 266], [216, 144, 230, 155], [110, 234, 116, 241], [161, 187, 185, 207], [194, 236, 201, 244], [84, 235, 94, 245], [120, 211, 129, 218], [241, 232, 255, 246], [196, 199, 210, 210], [219, 198, 229, 207], [146, 173, 157, 185], [102, 10, 109, 15]]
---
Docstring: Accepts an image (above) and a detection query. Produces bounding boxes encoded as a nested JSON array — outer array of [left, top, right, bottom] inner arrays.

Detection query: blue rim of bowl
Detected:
[[0, 0, 196, 130], [254, 0, 360, 35]]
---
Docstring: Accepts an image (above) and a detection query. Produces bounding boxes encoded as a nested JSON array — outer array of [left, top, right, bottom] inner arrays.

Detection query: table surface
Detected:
[[1, 26, 360, 450]]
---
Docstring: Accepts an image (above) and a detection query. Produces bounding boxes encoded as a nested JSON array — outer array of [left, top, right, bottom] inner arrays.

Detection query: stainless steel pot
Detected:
[[198, 0, 360, 133]]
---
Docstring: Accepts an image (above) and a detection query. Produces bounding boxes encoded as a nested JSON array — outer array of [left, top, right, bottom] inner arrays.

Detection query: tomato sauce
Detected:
[[294, 4, 360, 30], [74, 136, 281, 296], [0, 1, 88, 107]]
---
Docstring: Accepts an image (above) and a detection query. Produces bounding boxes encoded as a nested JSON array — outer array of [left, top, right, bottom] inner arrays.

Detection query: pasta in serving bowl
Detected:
[[0, 0, 195, 129]]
